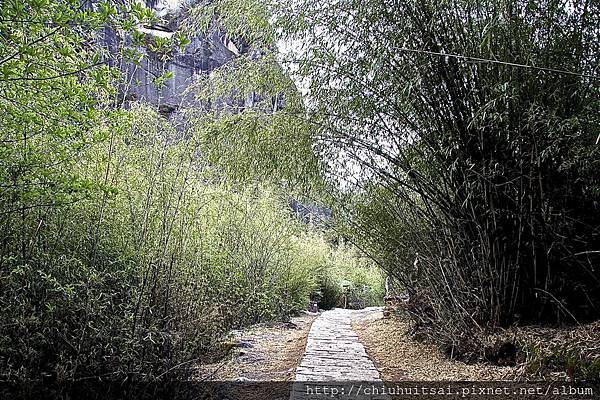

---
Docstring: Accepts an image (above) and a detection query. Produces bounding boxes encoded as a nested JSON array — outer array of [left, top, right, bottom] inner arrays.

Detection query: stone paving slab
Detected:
[[291, 308, 389, 400]]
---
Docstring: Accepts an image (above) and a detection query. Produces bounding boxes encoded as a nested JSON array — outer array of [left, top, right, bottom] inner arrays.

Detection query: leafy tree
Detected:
[[0, 0, 156, 264]]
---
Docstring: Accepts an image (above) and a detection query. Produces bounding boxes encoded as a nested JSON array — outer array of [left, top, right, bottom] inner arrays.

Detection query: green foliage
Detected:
[[326, 244, 385, 309], [300, 236, 384, 310], [184, 52, 319, 189], [276, 0, 600, 355], [0, 0, 154, 229], [0, 0, 339, 382], [185, 0, 275, 48], [180, 0, 321, 191], [0, 0, 328, 381], [0, 99, 354, 380]]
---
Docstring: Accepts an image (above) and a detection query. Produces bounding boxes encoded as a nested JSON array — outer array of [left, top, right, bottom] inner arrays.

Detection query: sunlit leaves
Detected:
[[185, 0, 275, 48], [0, 0, 156, 250], [175, 32, 191, 52], [182, 54, 320, 191]]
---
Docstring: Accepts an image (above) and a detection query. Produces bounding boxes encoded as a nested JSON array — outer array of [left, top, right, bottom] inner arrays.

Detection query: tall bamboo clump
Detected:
[[277, 0, 600, 352]]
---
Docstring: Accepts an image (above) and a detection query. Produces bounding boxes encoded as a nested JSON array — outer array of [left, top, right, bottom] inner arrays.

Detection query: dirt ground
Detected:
[[193, 312, 317, 381], [352, 309, 517, 381]]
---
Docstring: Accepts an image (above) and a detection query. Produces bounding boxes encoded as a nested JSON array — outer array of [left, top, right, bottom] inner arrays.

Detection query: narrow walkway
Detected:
[[294, 307, 382, 381]]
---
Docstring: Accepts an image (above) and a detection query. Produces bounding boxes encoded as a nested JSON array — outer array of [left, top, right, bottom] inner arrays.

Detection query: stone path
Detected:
[[291, 308, 389, 399], [295, 308, 382, 381]]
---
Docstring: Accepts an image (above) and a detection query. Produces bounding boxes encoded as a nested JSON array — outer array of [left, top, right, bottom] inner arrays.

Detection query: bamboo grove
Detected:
[[0, 0, 383, 380], [276, 0, 600, 354]]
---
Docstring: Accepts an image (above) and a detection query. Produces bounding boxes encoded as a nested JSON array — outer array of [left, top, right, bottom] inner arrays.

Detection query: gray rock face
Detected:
[[101, 0, 248, 116]]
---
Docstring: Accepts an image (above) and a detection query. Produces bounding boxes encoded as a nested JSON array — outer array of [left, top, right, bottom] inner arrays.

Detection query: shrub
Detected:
[[0, 104, 342, 380]]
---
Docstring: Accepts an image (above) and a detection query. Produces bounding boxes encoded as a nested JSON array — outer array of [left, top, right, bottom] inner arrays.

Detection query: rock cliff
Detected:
[[102, 0, 251, 117]]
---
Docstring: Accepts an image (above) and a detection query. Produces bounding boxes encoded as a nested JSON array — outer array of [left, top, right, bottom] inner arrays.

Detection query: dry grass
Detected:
[[191, 308, 599, 385], [500, 321, 600, 380], [352, 310, 516, 381], [193, 313, 317, 381]]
